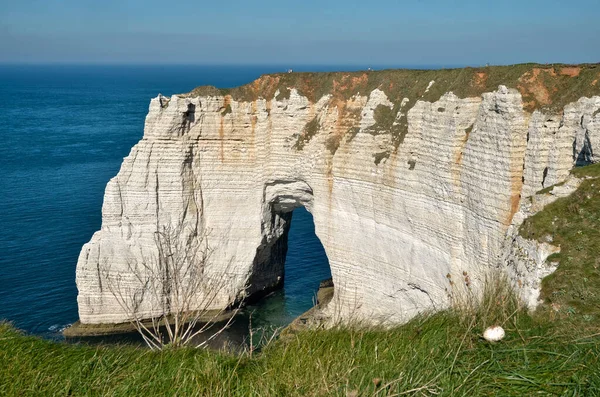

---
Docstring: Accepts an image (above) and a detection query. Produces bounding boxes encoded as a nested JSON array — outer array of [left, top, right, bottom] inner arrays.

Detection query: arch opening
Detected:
[[243, 180, 332, 327]]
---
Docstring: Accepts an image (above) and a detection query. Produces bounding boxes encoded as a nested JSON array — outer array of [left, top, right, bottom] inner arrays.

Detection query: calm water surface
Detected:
[[0, 64, 342, 340]]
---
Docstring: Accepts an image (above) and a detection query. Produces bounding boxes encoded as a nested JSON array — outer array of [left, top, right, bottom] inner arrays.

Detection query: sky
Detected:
[[0, 0, 599, 66]]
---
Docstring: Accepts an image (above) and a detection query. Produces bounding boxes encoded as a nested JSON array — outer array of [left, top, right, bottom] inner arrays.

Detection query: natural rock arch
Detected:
[[75, 70, 600, 327], [244, 180, 321, 302]]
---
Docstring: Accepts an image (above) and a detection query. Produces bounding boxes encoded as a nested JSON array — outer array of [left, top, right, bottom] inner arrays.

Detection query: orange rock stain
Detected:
[[560, 67, 581, 77], [218, 96, 232, 162], [517, 68, 556, 111], [473, 72, 488, 89]]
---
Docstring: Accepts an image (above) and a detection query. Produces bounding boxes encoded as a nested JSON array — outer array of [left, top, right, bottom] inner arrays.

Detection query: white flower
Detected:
[[483, 326, 505, 342]]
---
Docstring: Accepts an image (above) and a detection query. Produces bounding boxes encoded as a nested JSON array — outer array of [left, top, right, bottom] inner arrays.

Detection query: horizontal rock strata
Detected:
[[76, 65, 600, 324]]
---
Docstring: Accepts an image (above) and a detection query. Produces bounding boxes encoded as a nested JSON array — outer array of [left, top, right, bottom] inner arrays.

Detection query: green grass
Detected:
[[535, 181, 566, 195], [5, 164, 600, 395], [3, 279, 600, 396], [520, 163, 600, 321], [367, 103, 410, 162], [293, 116, 320, 150], [221, 103, 232, 116], [185, 63, 600, 114]]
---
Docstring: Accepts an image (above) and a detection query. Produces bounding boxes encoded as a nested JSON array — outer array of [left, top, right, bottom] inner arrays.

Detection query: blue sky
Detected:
[[1, 0, 599, 66]]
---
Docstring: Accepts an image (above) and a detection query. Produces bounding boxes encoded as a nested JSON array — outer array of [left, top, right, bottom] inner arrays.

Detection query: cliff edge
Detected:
[[75, 64, 600, 325]]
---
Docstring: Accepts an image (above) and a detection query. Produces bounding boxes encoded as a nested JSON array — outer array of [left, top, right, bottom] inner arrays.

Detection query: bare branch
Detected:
[[101, 222, 243, 350]]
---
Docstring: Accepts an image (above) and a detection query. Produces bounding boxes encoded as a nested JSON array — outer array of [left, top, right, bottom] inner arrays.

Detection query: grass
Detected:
[[2, 274, 600, 396], [367, 103, 410, 161], [535, 180, 565, 195], [221, 103, 232, 116], [293, 116, 320, 150], [520, 163, 600, 322], [185, 63, 600, 115]]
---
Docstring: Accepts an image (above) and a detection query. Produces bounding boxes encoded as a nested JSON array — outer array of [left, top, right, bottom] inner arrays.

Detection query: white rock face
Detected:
[[75, 81, 600, 325]]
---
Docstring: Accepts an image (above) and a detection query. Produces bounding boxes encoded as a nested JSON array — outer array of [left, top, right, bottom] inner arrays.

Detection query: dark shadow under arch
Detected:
[[243, 206, 332, 328]]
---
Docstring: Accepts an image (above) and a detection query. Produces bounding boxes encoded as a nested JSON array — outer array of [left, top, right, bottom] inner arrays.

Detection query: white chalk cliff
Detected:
[[76, 66, 600, 325]]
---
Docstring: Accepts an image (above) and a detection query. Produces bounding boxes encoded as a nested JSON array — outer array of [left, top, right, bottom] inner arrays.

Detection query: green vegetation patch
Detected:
[[3, 296, 600, 396], [221, 103, 232, 116], [365, 103, 410, 163], [368, 104, 396, 136], [345, 126, 361, 142], [535, 180, 566, 196], [293, 116, 320, 150], [183, 63, 600, 114], [373, 151, 390, 165], [275, 86, 291, 101], [186, 85, 224, 98], [520, 163, 600, 320], [325, 134, 342, 155], [465, 123, 474, 136]]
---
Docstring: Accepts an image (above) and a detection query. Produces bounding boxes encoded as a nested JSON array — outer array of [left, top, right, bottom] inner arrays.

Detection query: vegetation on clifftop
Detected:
[[520, 163, 600, 322], [186, 63, 600, 114], [184, 64, 600, 156]]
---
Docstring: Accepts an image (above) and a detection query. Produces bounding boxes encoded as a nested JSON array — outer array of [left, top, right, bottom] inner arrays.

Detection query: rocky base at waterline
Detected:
[[282, 278, 335, 334], [75, 63, 600, 327], [63, 310, 234, 338]]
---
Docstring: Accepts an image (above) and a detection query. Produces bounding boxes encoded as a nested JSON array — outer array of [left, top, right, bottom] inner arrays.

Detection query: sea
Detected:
[[0, 64, 369, 342]]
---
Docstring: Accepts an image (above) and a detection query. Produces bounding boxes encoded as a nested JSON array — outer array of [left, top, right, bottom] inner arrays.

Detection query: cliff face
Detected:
[[76, 65, 600, 324]]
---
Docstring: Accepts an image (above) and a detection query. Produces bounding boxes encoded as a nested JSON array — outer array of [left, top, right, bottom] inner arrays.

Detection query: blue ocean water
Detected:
[[0, 64, 337, 339]]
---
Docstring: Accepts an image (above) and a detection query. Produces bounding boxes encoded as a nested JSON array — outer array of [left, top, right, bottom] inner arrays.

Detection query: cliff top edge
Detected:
[[179, 63, 600, 113]]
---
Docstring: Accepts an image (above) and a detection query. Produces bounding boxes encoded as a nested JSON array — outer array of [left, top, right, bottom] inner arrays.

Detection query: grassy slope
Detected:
[[2, 289, 600, 396], [520, 163, 600, 321]]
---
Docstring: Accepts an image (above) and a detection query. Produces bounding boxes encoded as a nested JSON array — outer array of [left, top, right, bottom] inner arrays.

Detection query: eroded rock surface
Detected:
[[76, 67, 600, 325]]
